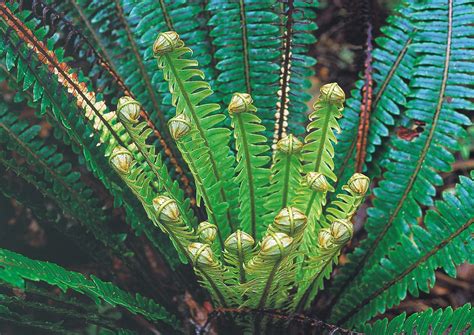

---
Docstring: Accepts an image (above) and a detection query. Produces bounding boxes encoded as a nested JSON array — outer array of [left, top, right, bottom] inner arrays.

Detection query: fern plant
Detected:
[[0, 0, 472, 333]]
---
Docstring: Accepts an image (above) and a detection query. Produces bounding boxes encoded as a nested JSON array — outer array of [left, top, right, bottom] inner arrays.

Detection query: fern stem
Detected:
[[235, 113, 257, 239], [163, 53, 234, 231], [281, 154, 292, 208], [158, 0, 174, 30], [238, 0, 252, 94], [237, 244, 247, 284]]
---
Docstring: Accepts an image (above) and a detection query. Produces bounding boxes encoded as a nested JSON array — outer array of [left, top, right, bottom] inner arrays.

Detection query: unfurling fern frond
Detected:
[[229, 93, 271, 240], [327, 0, 473, 317], [265, 134, 304, 224], [116, 96, 197, 228], [293, 83, 344, 226], [361, 303, 474, 335], [293, 174, 369, 312], [154, 32, 239, 236], [331, 176, 474, 327]]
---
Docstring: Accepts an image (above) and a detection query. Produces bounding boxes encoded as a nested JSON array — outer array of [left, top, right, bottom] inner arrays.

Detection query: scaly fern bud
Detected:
[[276, 134, 303, 154], [260, 232, 293, 258], [153, 31, 183, 56], [319, 83, 345, 104], [228, 93, 256, 114], [152, 195, 181, 223], [306, 172, 331, 192], [109, 146, 133, 174], [346, 173, 370, 195], [188, 243, 216, 266], [318, 228, 334, 249], [168, 113, 192, 141], [117, 96, 141, 123], [197, 221, 217, 244], [224, 230, 255, 253], [273, 207, 307, 237], [330, 219, 353, 245]]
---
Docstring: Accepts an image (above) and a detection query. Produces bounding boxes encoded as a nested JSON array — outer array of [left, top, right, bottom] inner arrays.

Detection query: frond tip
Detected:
[[153, 31, 183, 55], [110, 146, 133, 174]]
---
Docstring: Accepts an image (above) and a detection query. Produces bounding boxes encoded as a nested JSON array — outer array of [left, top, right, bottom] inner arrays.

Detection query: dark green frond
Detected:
[[333, 1, 416, 188], [273, 0, 318, 142], [361, 304, 473, 335], [327, 0, 473, 313], [207, 0, 280, 141], [331, 176, 474, 326], [0, 248, 180, 330]]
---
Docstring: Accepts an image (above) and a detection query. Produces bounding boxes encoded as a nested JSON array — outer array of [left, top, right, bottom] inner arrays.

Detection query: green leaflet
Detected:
[[274, 0, 318, 141], [155, 41, 239, 235], [327, 0, 473, 315], [333, 1, 416, 189], [230, 97, 271, 240], [361, 303, 474, 335], [0, 248, 180, 330], [331, 176, 474, 326], [207, 0, 280, 142]]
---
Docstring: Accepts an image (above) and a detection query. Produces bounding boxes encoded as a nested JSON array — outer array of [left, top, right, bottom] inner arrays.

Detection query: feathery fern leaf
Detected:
[[207, 0, 280, 140], [361, 303, 473, 335], [0, 248, 180, 330], [327, 0, 473, 313], [229, 93, 271, 240], [331, 175, 474, 326], [293, 83, 344, 225], [273, 0, 318, 142], [333, 1, 416, 189], [154, 35, 239, 235], [265, 134, 304, 224]]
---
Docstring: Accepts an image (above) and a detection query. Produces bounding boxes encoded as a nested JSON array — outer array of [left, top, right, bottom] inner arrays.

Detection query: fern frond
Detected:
[[207, 0, 280, 140], [229, 93, 271, 239], [265, 134, 304, 225], [333, 2, 416, 188], [361, 304, 474, 335], [293, 175, 368, 312], [327, 0, 473, 313], [0, 248, 180, 330], [116, 97, 197, 229], [154, 33, 239, 234], [242, 232, 297, 310], [273, 0, 318, 143], [331, 176, 474, 326], [293, 83, 344, 224]]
